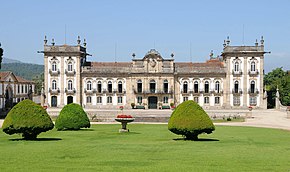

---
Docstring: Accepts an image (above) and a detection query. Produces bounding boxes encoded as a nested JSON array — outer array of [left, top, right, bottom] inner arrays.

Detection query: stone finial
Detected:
[[132, 53, 136, 58], [44, 35, 47, 45], [226, 36, 230, 45], [52, 38, 55, 46], [255, 39, 258, 46], [83, 39, 87, 47], [260, 36, 264, 46], [77, 36, 81, 45], [210, 50, 213, 59], [276, 85, 279, 98], [171, 52, 174, 58]]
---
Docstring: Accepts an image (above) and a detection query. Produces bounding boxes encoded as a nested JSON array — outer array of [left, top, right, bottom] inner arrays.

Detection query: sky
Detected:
[[1, 0, 290, 73]]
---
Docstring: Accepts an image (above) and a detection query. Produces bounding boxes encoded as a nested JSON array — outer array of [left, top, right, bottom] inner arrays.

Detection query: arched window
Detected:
[[52, 80, 57, 90], [118, 81, 123, 93], [137, 80, 142, 93], [194, 81, 199, 93], [234, 81, 239, 93], [97, 81, 102, 93], [150, 80, 156, 93], [215, 81, 220, 93], [87, 96, 92, 103], [250, 81, 255, 93], [234, 62, 239, 72], [87, 81, 92, 91], [68, 80, 73, 90], [108, 81, 112, 93], [204, 81, 209, 93], [163, 80, 168, 93], [68, 62, 73, 72], [52, 62, 57, 71], [183, 81, 188, 93], [251, 61, 256, 72]]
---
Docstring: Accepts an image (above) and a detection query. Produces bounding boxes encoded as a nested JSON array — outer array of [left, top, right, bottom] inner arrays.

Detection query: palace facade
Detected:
[[42, 36, 268, 109]]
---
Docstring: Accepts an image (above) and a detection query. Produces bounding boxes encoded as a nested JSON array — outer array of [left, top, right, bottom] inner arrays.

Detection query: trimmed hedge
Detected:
[[55, 103, 90, 130], [2, 99, 54, 140], [168, 100, 215, 140]]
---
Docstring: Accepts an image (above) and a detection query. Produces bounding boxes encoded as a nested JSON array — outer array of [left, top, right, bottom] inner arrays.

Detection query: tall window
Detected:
[[234, 61, 239, 72], [183, 81, 188, 93], [97, 96, 102, 104], [234, 81, 239, 93], [137, 80, 142, 93], [204, 81, 209, 93], [215, 81, 220, 93], [25, 85, 28, 93], [52, 80, 57, 90], [22, 85, 24, 93], [118, 96, 123, 104], [150, 80, 156, 93], [137, 96, 142, 104], [68, 80, 73, 90], [107, 96, 112, 103], [215, 97, 220, 104], [87, 81, 92, 91], [233, 96, 240, 105], [183, 96, 188, 102], [250, 81, 255, 93], [163, 96, 168, 103], [18, 85, 20, 94], [97, 81, 102, 93], [204, 97, 209, 104], [108, 81, 112, 93], [118, 81, 123, 93], [68, 62, 73, 71], [52, 62, 57, 71], [250, 61, 256, 72], [194, 81, 199, 93], [87, 96, 92, 103], [194, 97, 199, 103], [163, 80, 168, 93]]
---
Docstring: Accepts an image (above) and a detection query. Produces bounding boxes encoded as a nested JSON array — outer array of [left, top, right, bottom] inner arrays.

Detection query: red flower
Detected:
[[117, 114, 132, 118], [119, 106, 124, 110]]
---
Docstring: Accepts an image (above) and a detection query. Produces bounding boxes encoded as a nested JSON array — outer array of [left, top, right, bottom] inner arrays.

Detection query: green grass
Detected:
[[1, 124, 290, 172]]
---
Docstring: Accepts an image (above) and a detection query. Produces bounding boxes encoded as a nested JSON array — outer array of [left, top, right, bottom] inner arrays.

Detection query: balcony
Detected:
[[65, 69, 76, 76], [248, 69, 259, 76], [84, 88, 96, 95], [248, 89, 259, 95], [49, 88, 60, 95], [65, 88, 76, 95], [232, 89, 243, 95], [213, 90, 223, 95], [116, 89, 127, 94], [49, 69, 60, 76], [232, 70, 243, 76]]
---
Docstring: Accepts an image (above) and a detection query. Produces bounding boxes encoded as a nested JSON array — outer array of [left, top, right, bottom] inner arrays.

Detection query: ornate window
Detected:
[[87, 81, 92, 91], [233, 96, 240, 105], [194, 81, 199, 93], [52, 62, 57, 72], [150, 80, 156, 93], [183, 81, 188, 93], [234, 61, 240, 72], [234, 81, 239, 93], [137, 80, 142, 93], [52, 80, 57, 90], [87, 96, 92, 103], [107, 96, 112, 103], [97, 81, 102, 93], [163, 80, 168, 93], [250, 61, 256, 72], [250, 81, 255, 93], [68, 80, 73, 90], [118, 81, 123, 93], [118, 96, 123, 104], [108, 81, 112, 93], [97, 96, 102, 104], [215, 97, 220, 104], [204, 97, 209, 104], [204, 81, 209, 93], [68, 62, 73, 72], [215, 81, 220, 93]]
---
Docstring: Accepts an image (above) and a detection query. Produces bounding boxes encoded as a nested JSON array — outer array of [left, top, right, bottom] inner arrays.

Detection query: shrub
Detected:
[[170, 102, 174, 107], [55, 103, 90, 130], [168, 100, 215, 140], [2, 99, 54, 140]]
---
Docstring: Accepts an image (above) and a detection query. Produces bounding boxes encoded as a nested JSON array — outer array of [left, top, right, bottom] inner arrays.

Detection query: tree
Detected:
[[264, 67, 290, 108], [0, 45, 3, 69], [168, 100, 215, 140], [32, 73, 44, 95], [2, 99, 54, 140], [55, 103, 90, 130]]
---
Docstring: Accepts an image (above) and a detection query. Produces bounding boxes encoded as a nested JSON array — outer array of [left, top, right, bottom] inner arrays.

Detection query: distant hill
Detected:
[[2, 57, 23, 64], [0, 63, 44, 81]]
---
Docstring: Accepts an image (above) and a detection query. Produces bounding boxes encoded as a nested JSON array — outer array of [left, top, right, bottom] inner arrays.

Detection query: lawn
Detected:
[[1, 124, 290, 172]]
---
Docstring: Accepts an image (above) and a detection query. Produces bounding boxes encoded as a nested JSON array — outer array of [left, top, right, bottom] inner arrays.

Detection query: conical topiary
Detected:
[[168, 100, 215, 140], [2, 99, 54, 140], [55, 103, 90, 130]]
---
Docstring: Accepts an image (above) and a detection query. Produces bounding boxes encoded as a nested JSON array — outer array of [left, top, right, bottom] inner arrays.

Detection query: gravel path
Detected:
[[1, 109, 290, 130]]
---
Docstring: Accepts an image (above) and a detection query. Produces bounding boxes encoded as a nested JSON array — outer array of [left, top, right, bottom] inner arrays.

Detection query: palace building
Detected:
[[42, 36, 268, 109]]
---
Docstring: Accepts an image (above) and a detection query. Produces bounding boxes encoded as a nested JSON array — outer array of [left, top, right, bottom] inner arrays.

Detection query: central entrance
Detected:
[[148, 96, 157, 109], [67, 96, 73, 104]]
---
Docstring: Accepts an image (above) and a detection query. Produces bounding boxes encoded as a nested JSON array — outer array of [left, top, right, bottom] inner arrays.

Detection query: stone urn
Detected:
[[115, 115, 135, 132]]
